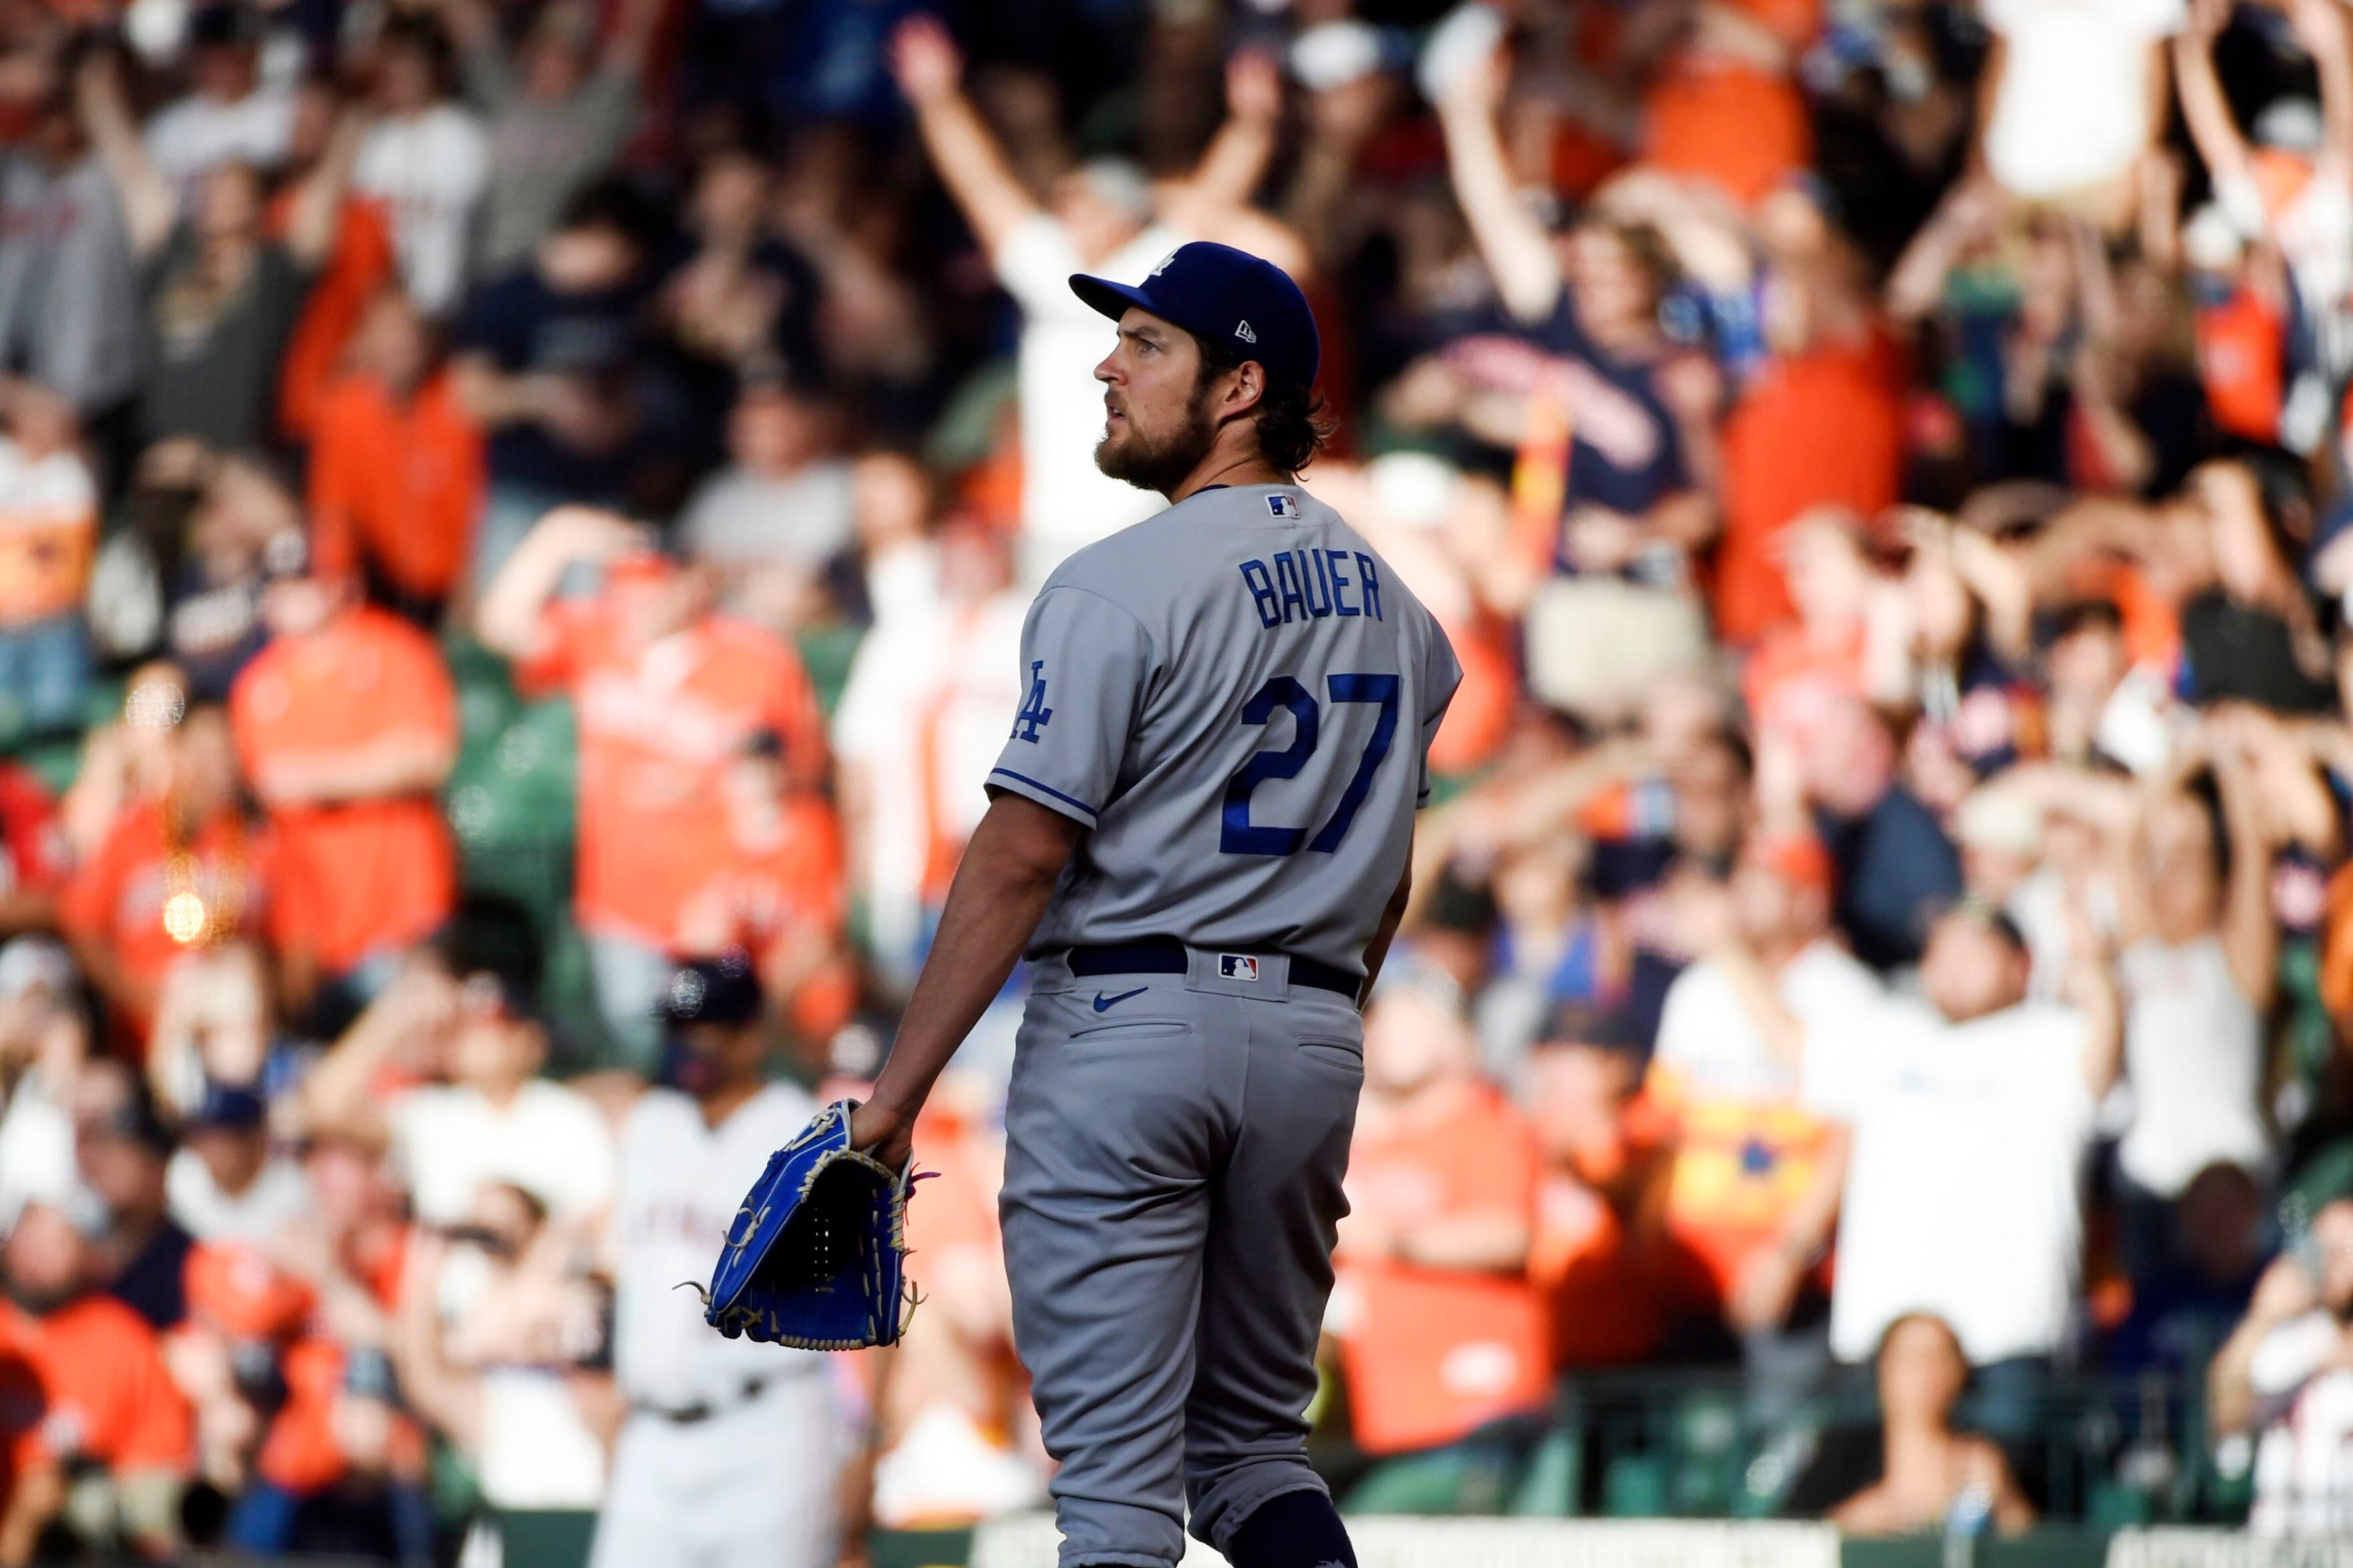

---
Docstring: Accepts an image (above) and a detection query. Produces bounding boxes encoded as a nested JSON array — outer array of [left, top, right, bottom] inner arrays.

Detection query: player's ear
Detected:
[[1228, 358, 1267, 418]]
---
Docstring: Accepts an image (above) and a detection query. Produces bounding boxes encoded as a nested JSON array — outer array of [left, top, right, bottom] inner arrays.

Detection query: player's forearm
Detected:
[[865, 796, 1080, 1131]]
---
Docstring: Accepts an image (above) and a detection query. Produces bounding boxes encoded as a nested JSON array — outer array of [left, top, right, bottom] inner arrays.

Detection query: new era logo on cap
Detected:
[[1235, 320, 1256, 343]]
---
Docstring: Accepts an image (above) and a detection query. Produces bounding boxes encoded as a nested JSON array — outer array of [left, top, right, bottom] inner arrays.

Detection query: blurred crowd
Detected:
[[13, 0, 2353, 1559]]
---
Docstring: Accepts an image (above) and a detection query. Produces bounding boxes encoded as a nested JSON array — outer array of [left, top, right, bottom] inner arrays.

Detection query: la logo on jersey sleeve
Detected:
[[1011, 661, 1054, 742]]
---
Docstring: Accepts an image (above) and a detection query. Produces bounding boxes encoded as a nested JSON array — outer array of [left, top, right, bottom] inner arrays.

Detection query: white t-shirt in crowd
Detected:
[[1651, 939, 1882, 1102], [478, 1367, 608, 1508], [144, 88, 297, 198], [2249, 1313, 2353, 1536], [2008, 866, 2122, 1003], [678, 462, 857, 575], [1812, 995, 2096, 1365], [992, 214, 1178, 577], [831, 581, 1025, 982], [394, 1078, 615, 1227], [611, 1082, 823, 1410], [2114, 934, 2271, 1197], [166, 1150, 311, 1241], [1979, 0, 2183, 200], [0, 1070, 75, 1223], [355, 104, 491, 317]]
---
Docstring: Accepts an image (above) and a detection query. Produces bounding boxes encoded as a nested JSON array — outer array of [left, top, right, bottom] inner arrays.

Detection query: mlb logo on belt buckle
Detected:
[[1218, 954, 1260, 982]]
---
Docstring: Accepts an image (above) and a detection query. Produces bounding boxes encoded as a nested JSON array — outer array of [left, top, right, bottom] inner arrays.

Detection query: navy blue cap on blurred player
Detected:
[[654, 951, 764, 1027], [1070, 241, 1319, 391]]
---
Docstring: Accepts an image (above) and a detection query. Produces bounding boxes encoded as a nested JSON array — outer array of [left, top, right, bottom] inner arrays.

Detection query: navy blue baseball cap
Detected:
[[1071, 241, 1319, 391], [654, 951, 764, 1027]]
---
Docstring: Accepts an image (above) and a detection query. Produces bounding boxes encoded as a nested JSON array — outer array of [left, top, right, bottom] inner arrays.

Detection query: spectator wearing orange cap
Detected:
[[476, 506, 827, 1068], [0, 1199, 192, 1559], [1646, 828, 1877, 1424], [229, 534, 459, 1020]]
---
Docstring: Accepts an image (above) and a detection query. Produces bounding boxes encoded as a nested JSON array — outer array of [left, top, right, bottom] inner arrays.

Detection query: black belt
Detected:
[[1063, 938, 1361, 998], [640, 1377, 767, 1424]]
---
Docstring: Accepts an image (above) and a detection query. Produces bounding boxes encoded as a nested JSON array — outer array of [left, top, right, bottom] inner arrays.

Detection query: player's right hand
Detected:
[[847, 1099, 916, 1173]]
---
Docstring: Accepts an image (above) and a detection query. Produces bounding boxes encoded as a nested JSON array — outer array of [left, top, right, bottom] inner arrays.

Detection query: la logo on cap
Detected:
[[1235, 320, 1256, 343], [1150, 251, 1176, 277]]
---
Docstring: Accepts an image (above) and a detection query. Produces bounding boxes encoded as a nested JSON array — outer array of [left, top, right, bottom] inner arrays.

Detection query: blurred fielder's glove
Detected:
[[695, 1100, 914, 1350]]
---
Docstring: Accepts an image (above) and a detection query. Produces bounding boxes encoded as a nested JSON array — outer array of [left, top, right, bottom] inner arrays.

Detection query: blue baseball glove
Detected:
[[696, 1100, 914, 1351]]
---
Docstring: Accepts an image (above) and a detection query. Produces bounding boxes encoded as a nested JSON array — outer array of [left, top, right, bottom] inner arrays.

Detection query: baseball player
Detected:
[[593, 954, 841, 1568], [849, 241, 1460, 1568]]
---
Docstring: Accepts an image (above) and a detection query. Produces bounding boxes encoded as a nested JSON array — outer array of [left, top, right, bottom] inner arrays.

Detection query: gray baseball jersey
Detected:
[[985, 478, 1458, 1565], [985, 481, 1460, 972]]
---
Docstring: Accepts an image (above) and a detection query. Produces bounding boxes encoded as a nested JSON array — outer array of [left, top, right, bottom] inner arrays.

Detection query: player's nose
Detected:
[[1093, 347, 1122, 385]]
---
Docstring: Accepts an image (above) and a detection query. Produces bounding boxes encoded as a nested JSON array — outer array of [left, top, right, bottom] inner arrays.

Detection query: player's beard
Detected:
[[1095, 378, 1219, 495]]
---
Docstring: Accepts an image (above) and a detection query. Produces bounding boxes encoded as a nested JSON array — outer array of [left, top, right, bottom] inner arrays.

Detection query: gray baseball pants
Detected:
[[1000, 947, 1365, 1567]]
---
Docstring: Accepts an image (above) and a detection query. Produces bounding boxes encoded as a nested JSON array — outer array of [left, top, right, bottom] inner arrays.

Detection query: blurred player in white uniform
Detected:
[[591, 954, 838, 1568]]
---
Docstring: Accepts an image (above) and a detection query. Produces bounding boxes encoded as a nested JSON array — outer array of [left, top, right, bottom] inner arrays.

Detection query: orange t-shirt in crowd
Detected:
[[272, 196, 396, 442], [0, 1295, 191, 1476], [1335, 1081, 1551, 1456], [309, 370, 484, 605], [517, 595, 827, 949], [0, 761, 67, 902], [1529, 1168, 1665, 1367], [255, 1337, 433, 1496], [675, 793, 853, 1036], [676, 794, 845, 946], [2196, 286, 2286, 447], [1715, 341, 1905, 645], [1644, 55, 1812, 208], [1426, 609, 1517, 778], [230, 607, 459, 976], [182, 1238, 418, 1496], [59, 802, 277, 1018]]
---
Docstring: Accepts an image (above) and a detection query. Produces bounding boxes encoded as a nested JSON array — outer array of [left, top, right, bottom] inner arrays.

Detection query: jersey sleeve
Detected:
[[1415, 621, 1465, 805], [985, 585, 1154, 829]]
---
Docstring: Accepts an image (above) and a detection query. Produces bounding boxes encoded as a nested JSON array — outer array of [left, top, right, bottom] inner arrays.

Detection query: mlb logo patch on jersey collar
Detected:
[[1218, 954, 1260, 982], [1265, 493, 1299, 519]]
